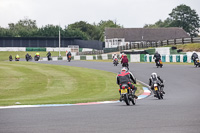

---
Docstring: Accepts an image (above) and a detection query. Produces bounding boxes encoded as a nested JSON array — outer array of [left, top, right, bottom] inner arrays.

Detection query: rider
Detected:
[[121, 54, 129, 68], [113, 54, 118, 63], [113, 54, 118, 60], [15, 54, 19, 59], [153, 51, 161, 66], [9, 55, 12, 61], [149, 73, 165, 96], [46, 51, 51, 61], [67, 51, 72, 60], [35, 52, 40, 56], [25, 53, 30, 61], [191, 51, 199, 65], [116, 67, 137, 101], [120, 53, 125, 60]]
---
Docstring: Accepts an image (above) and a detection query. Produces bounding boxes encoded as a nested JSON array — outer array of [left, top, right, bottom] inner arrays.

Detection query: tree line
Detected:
[[0, 4, 199, 41], [144, 4, 200, 37], [0, 19, 121, 42]]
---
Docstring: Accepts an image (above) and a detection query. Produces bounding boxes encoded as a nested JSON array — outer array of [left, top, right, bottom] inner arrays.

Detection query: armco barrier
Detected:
[[143, 54, 192, 63], [39, 54, 195, 63]]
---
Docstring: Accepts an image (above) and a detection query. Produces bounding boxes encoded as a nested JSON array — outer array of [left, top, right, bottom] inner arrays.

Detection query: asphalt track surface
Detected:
[[1, 61, 200, 133]]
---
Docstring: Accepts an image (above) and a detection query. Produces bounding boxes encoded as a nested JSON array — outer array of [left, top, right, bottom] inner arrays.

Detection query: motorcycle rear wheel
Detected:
[[131, 97, 136, 105], [124, 94, 130, 105]]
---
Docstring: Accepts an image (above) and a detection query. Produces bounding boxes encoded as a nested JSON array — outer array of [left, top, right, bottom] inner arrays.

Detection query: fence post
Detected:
[[191, 37, 193, 43], [167, 40, 169, 45], [174, 39, 176, 45], [182, 38, 184, 44]]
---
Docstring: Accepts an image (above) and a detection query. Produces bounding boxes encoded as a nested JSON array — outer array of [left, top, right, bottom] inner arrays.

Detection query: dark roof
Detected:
[[105, 28, 190, 42]]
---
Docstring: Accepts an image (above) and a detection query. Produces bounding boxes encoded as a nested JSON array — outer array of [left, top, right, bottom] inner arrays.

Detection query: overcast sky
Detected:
[[0, 0, 200, 28]]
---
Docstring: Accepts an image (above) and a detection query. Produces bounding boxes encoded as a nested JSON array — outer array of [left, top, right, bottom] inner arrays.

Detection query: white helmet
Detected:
[[151, 72, 157, 78], [121, 67, 127, 72]]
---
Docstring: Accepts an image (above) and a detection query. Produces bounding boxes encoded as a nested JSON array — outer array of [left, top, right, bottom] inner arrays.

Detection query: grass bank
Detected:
[[0, 62, 143, 106]]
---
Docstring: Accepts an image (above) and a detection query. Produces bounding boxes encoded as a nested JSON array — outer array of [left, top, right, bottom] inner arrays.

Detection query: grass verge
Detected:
[[0, 62, 143, 106]]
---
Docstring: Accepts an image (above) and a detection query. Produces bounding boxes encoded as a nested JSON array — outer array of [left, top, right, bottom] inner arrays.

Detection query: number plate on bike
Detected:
[[121, 89, 127, 94]]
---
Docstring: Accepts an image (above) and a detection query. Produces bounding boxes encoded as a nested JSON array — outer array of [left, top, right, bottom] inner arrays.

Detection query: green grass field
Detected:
[[0, 62, 143, 106]]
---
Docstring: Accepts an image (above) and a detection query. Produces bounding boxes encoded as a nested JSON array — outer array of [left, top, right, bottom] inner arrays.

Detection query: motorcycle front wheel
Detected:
[[156, 91, 161, 99]]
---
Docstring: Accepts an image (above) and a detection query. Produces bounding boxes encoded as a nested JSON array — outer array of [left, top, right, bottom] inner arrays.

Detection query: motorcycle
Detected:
[[34, 55, 40, 61], [120, 84, 136, 105], [194, 58, 200, 67], [9, 56, 13, 61], [26, 55, 32, 61], [153, 81, 164, 99], [47, 56, 51, 61], [68, 55, 71, 62], [15, 57, 20, 61], [113, 58, 118, 66], [156, 59, 163, 68], [122, 63, 129, 70]]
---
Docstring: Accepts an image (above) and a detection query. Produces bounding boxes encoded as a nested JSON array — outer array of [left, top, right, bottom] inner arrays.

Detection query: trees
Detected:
[[144, 4, 200, 37], [169, 4, 200, 37], [0, 19, 122, 41], [8, 17, 38, 37], [97, 20, 122, 41]]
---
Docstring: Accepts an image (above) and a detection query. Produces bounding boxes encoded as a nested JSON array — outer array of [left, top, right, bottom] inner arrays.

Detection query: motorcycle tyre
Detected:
[[124, 94, 130, 106], [131, 96, 136, 105], [156, 90, 161, 99]]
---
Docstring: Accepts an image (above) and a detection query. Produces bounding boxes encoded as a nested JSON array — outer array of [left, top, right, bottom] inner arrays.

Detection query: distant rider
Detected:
[[153, 51, 161, 66], [149, 73, 165, 96], [121, 54, 129, 68], [46, 51, 51, 61], [116, 67, 137, 101], [15, 54, 19, 59], [25, 53, 30, 61], [120, 53, 125, 60], [35, 52, 40, 57], [113, 54, 118, 64], [9, 55, 12, 61], [67, 51, 72, 60], [191, 51, 199, 65], [113, 54, 118, 60]]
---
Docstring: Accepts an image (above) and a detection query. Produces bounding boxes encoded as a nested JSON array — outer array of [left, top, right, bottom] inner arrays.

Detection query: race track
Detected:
[[0, 61, 200, 133]]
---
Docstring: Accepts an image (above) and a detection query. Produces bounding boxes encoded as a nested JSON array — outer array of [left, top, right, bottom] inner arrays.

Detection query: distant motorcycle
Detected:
[[34, 55, 40, 61], [9, 56, 13, 61], [156, 59, 163, 68], [26, 55, 32, 61], [113, 58, 118, 66], [194, 58, 200, 67], [68, 55, 71, 62], [15, 57, 20, 61], [120, 84, 136, 105], [47, 56, 51, 61], [153, 81, 164, 99]]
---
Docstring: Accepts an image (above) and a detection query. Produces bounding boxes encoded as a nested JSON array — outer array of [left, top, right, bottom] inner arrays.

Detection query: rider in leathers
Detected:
[[149, 73, 165, 96], [121, 54, 129, 68], [67, 51, 72, 60], [153, 51, 161, 66], [191, 51, 199, 65], [117, 67, 137, 101]]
